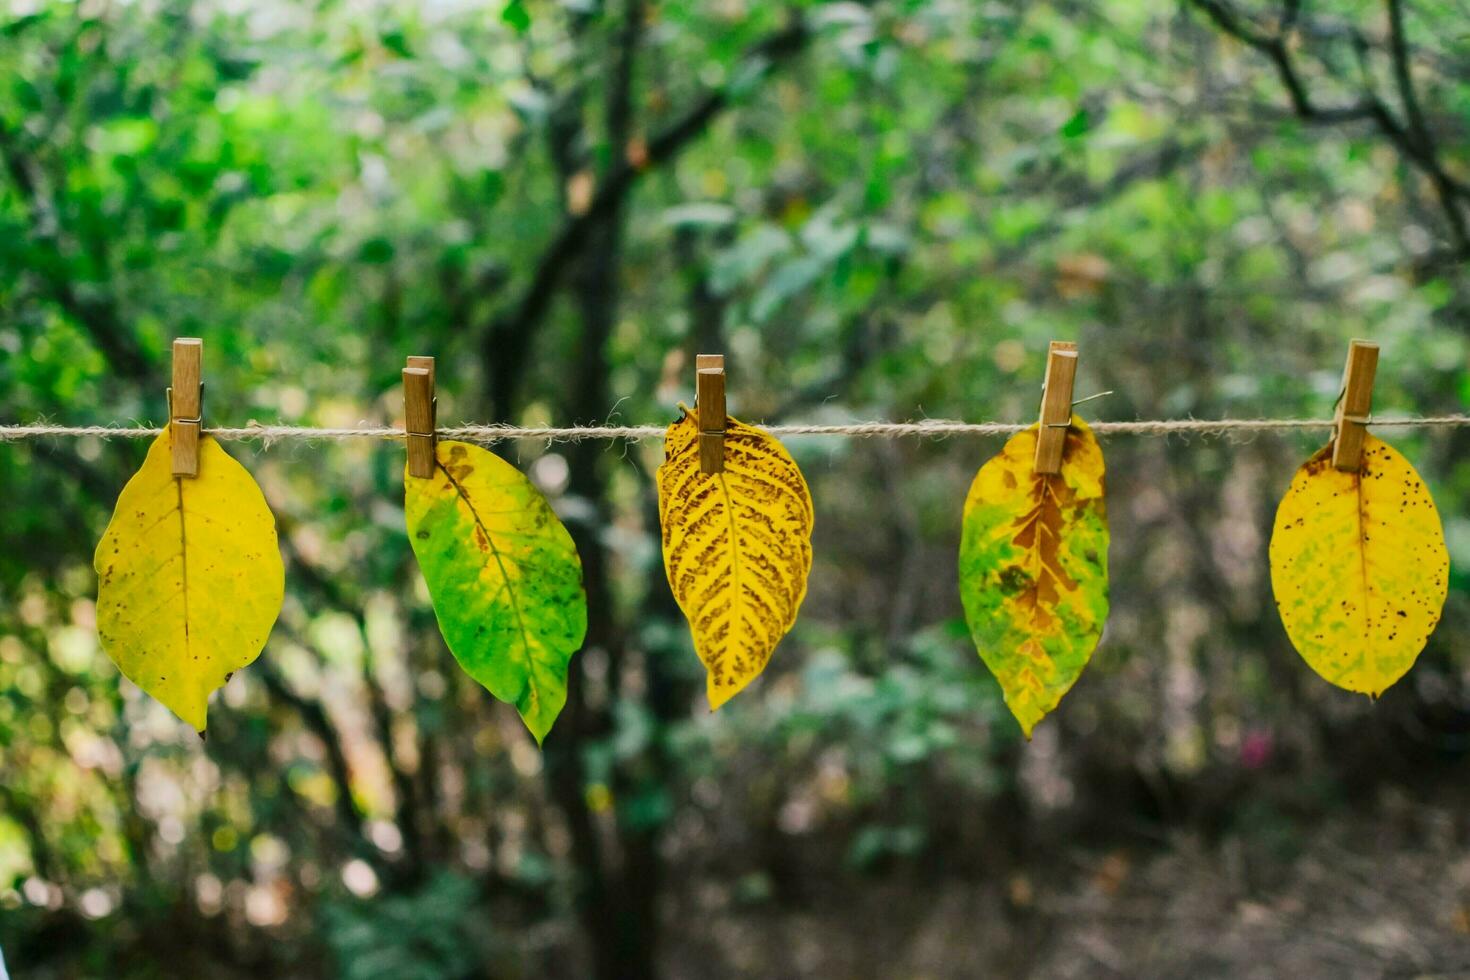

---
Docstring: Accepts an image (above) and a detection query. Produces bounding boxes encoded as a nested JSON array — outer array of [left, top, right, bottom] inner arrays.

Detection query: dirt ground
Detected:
[[650, 786, 1470, 979]]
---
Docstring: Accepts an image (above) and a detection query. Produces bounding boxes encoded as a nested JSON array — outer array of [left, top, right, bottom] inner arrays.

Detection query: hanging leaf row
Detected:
[[89, 413, 1450, 742]]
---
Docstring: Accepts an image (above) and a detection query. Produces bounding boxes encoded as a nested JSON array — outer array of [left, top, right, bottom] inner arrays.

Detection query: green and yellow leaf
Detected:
[[656, 410, 814, 709], [1269, 435, 1447, 695], [958, 416, 1109, 737], [405, 440, 587, 743], [94, 431, 284, 731]]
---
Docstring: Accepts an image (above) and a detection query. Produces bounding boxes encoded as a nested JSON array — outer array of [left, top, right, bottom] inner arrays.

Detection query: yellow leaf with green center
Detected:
[[958, 417, 1109, 737], [405, 440, 586, 743], [94, 431, 284, 732], [656, 410, 814, 709], [1269, 435, 1447, 695]]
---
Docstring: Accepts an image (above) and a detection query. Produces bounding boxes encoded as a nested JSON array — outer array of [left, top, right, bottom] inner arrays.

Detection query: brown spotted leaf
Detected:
[[656, 410, 814, 708], [1269, 434, 1448, 695]]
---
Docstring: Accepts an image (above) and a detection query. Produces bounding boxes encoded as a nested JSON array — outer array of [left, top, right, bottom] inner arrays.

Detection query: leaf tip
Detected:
[[1008, 702, 1043, 740], [519, 699, 559, 746], [706, 676, 744, 711], [522, 714, 553, 746], [172, 693, 211, 735]]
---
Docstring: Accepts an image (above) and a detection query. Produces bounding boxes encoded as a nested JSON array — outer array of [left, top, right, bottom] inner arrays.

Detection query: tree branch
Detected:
[[273, 519, 429, 870], [541, 2, 648, 975], [1188, 0, 1470, 258], [480, 14, 811, 420], [1189, 0, 1377, 124], [254, 655, 371, 850], [1383, 0, 1470, 253]]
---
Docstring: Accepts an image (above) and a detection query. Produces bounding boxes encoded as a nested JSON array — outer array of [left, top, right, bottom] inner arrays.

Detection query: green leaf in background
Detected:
[[405, 440, 587, 743], [1060, 107, 1091, 139], [501, 0, 531, 34]]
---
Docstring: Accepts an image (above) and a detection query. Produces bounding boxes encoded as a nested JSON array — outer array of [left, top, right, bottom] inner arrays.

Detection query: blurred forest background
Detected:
[[3, 0, 1470, 976]]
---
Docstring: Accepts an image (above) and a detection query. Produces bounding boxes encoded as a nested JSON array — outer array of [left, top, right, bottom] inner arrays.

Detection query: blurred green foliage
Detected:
[[2, 0, 1469, 976]]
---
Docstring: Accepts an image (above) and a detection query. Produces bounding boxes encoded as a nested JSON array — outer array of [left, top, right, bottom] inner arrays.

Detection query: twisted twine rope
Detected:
[[2, 415, 1469, 444]]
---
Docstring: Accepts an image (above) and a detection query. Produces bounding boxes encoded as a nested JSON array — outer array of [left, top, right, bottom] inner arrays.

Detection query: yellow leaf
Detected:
[[94, 432, 284, 731], [1269, 435, 1448, 695], [656, 410, 813, 709], [958, 417, 1109, 737]]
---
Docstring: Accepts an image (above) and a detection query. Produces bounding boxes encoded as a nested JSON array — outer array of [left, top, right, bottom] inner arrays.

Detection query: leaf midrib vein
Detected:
[[1354, 470, 1373, 644], [720, 469, 742, 656], [439, 463, 536, 695], [175, 475, 192, 658], [1020, 475, 1061, 616]]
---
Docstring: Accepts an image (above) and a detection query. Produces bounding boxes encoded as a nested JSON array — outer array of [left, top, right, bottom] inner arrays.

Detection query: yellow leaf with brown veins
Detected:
[[959, 417, 1110, 737], [656, 410, 813, 709]]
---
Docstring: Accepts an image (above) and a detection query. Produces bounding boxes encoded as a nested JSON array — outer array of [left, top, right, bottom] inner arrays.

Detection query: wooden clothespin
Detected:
[[1034, 340, 1078, 476], [169, 338, 203, 478], [404, 355, 437, 479], [696, 353, 726, 475], [1331, 339, 1379, 472]]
